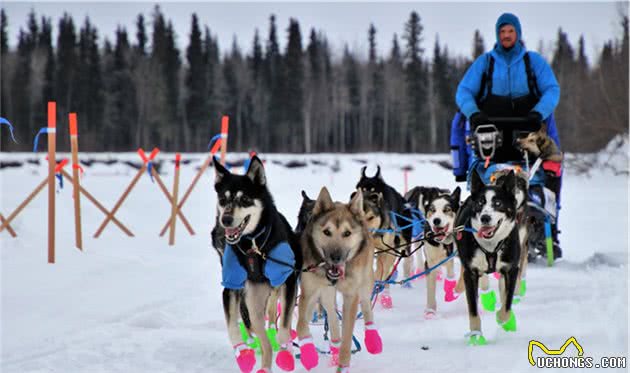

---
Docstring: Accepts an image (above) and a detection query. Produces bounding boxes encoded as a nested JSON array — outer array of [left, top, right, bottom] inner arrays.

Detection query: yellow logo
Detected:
[[528, 337, 584, 366]]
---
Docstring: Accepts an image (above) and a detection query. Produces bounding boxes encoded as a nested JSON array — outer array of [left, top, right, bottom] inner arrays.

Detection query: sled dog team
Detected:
[[212, 156, 527, 372]]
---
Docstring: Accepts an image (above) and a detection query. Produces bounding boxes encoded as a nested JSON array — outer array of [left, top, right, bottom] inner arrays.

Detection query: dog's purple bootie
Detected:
[[275, 346, 295, 371], [364, 322, 383, 354], [234, 343, 256, 373], [299, 337, 319, 371]]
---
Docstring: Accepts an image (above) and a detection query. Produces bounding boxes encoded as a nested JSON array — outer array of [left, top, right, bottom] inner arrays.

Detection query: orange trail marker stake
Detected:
[[220, 116, 229, 165], [69, 113, 83, 250], [158, 137, 223, 237], [168, 153, 182, 245], [47, 102, 56, 263], [93, 148, 158, 238]]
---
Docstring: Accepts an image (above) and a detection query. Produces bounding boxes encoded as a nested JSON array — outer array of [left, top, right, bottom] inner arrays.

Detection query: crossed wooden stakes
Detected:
[[0, 159, 69, 237], [93, 148, 195, 239]]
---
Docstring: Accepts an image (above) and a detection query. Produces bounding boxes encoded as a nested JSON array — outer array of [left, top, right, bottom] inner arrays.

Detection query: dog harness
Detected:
[[221, 227, 295, 290]]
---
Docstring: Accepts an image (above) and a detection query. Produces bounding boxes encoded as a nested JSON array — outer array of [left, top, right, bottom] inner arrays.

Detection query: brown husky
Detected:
[[297, 188, 383, 372], [515, 123, 563, 162]]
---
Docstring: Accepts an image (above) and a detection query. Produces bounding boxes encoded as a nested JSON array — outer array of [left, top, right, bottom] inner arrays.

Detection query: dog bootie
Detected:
[[256, 369, 271, 373], [496, 310, 517, 332], [234, 343, 257, 373], [328, 339, 340, 367], [266, 325, 280, 351], [492, 272, 501, 280], [402, 281, 413, 289], [443, 277, 459, 302], [298, 337, 319, 371], [519, 278, 527, 297], [380, 290, 393, 309], [424, 308, 436, 320], [337, 364, 350, 373], [466, 331, 487, 346], [479, 289, 496, 312], [275, 344, 295, 372], [364, 322, 383, 354]]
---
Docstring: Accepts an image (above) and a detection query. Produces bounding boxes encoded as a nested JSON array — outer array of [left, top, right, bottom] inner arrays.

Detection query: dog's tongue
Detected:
[[478, 226, 495, 238], [225, 227, 239, 236]]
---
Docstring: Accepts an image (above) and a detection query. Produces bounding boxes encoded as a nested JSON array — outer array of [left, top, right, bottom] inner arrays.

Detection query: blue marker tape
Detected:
[[0, 117, 18, 143]]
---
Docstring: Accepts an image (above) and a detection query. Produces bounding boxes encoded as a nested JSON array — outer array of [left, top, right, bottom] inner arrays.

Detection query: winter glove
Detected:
[[469, 111, 489, 128], [455, 174, 467, 182], [527, 111, 542, 127]]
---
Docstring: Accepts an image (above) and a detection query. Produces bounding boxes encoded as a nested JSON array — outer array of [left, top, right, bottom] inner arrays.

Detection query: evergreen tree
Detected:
[[472, 29, 485, 59], [0, 9, 7, 55], [135, 14, 147, 55], [285, 18, 304, 151], [403, 11, 427, 151], [56, 13, 77, 125], [185, 13, 207, 150]]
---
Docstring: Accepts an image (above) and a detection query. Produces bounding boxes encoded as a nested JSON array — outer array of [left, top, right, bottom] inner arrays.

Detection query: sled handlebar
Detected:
[[486, 117, 531, 125]]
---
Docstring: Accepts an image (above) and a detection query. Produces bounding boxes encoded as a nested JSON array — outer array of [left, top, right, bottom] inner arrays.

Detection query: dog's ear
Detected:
[[313, 187, 335, 215], [245, 155, 266, 186], [213, 157, 230, 185], [404, 187, 421, 206], [349, 189, 364, 217], [375, 165, 382, 179], [500, 170, 517, 196], [360, 166, 367, 178], [451, 186, 461, 208], [470, 170, 484, 194], [301, 190, 311, 202], [539, 122, 547, 135]]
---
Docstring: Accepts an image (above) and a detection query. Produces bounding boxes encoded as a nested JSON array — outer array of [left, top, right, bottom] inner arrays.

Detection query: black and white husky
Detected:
[[406, 186, 462, 318], [213, 156, 302, 373], [455, 170, 521, 345]]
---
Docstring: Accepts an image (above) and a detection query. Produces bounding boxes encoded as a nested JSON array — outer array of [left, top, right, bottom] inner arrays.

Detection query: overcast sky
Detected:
[[2, 2, 625, 64]]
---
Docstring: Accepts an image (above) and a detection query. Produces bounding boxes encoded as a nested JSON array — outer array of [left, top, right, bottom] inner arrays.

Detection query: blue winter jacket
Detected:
[[455, 13, 560, 121]]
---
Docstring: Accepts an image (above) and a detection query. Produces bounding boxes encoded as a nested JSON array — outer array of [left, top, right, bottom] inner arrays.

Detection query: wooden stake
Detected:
[[168, 153, 181, 245], [149, 166, 195, 236], [47, 102, 56, 264], [69, 113, 83, 250], [60, 169, 134, 237], [220, 116, 229, 166], [0, 214, 17, 237], [158, 142, 221, 237]]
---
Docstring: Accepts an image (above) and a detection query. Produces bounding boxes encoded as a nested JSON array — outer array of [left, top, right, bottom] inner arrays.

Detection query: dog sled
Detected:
[[467, 116, 562, 266]]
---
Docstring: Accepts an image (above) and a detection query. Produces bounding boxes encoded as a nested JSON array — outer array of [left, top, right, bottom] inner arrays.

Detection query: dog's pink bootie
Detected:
[[328, 339, 340, 367], [380, 292, 393, 309], [493, 272, 501, 280], [256, 369, 271, 373], [234, 343, 256, 373], [276, 346, 295, 371], [299, 337, 319, 371], [444, 277, 459, 302], [364, 322, 383, 354]]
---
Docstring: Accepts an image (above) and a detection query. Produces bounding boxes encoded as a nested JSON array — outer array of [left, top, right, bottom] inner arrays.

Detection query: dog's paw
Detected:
[[364, 323, 383, 354], [234, 343, 257, 373], [465, 331, 487, 346], [380, 294, 393, 309], [298, 337, 319, 371], [479, 289, 496, 312], [496, 310, 517, 332], [336, 364, 350, 373], [328, 339, 340, 367], [275, 348, 295, 371], [443, 278, 459, 302]]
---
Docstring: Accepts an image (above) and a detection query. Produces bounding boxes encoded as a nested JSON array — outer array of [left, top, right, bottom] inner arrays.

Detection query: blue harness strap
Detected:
[[221, 238, 295, 289]]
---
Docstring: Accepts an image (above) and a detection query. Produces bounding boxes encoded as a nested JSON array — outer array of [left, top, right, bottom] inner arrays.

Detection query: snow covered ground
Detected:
[[1, 150, 628, 373]]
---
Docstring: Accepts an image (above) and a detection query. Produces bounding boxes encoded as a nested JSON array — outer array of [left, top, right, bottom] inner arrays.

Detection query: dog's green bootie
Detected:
[[480, 290, 496, 312], [266, 326, 280, 351], [496, 310, 517, 332], [519, 279, 527, 297], [238, 321, 260, 350], [467, 333, 487, 346]]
